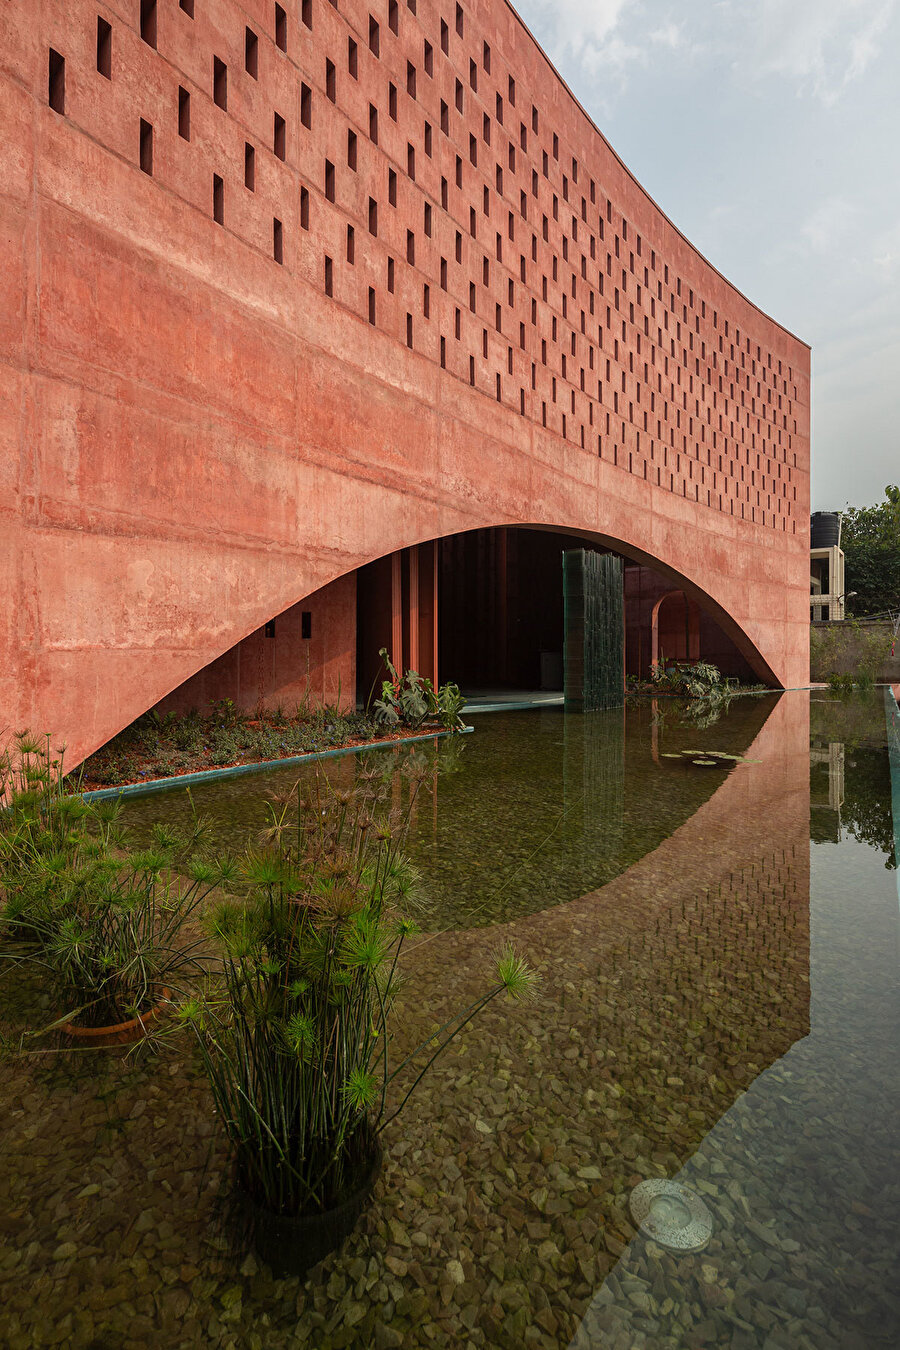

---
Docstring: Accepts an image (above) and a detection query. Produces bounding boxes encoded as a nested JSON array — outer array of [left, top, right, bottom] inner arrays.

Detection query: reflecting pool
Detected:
[[1, 690, 898, 1349]]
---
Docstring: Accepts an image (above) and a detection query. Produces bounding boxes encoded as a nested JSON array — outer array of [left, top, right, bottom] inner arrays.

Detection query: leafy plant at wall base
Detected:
[[373, 648, 466, 731], [181, 770, 534, 1229]]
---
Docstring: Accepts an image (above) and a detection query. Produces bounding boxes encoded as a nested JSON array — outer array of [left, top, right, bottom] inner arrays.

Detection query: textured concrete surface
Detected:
[[1, 1, 810, 765]]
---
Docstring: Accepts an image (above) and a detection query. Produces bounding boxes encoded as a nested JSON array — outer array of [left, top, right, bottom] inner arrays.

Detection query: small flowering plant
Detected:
[[181, 767, 534, 1220]]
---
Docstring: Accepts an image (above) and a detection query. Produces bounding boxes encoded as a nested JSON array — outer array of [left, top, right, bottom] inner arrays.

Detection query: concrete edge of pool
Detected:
[[80, 726, 475, 802]]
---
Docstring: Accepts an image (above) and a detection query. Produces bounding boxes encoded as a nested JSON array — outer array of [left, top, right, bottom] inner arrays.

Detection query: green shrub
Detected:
[[373, 649, 466, 731], [1, 735, 219, 1027]]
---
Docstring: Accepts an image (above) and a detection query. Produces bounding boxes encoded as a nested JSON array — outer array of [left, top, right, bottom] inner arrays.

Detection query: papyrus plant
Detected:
[[181, 767, 534, 1217]]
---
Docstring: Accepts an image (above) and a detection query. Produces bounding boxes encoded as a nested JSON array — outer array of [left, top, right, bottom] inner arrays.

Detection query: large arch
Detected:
[[1, 0, 810, 769], [149, 519, 783, 736]]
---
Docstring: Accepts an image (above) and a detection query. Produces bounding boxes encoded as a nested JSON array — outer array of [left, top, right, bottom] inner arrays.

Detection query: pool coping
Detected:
[[80, 726, 474, 802]]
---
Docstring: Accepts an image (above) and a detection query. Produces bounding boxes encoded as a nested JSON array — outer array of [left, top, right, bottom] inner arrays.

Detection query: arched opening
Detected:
[[145, 523, 771, 728]]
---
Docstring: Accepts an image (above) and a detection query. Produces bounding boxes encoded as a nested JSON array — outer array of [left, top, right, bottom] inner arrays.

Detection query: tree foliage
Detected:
[[842, 485, 900, 617]]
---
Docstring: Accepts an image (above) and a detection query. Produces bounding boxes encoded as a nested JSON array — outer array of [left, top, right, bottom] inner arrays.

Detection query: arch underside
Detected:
[[128, 518, 786, 749]]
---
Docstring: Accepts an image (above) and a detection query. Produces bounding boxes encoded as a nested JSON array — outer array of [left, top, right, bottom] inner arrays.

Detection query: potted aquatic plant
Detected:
[[0, 732, 219, 1043], [181, 766, 534, 1275]]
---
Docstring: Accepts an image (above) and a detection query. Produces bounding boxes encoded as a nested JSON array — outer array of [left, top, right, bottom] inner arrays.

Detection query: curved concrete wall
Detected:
[[1, 0, 810, 766]]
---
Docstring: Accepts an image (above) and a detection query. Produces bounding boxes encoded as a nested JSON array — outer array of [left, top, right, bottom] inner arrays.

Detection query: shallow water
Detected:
[[117, 693, 781, 929], [1, 690, 898, 1349]]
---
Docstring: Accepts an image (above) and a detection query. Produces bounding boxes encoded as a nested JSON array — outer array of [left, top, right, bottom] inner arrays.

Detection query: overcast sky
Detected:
[[515, 0, 899, 512]]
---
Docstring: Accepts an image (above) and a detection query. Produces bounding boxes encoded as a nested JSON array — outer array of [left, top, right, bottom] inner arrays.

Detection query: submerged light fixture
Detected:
[[629, 1179, 713, 1253]]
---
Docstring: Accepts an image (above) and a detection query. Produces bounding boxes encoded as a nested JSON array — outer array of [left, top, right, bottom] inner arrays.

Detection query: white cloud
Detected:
[[649, 22, 682, 48], [519, 0, 643, 87], [739, 0, 896, 103]]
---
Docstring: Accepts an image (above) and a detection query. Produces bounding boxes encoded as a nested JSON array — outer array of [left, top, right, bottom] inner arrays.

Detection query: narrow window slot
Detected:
[[301, 611, 312, 639], [140, 0, 157, 48], [274, 112, 286, 161], [325, 159, 335, 201], [346, 224, 355, 263], [302, 0, 312, 30], [369, 17, 380, 55], [139, 119, 153, 175], [300, 187, 310, 229], [326, 59, 336, 102], [324, 255, 333, 296], [213, 57, 227, 110], [48, 48, 65, 113], [245, 29, 258, 78], [244, 143, 255, 190], [97, 18, 112, 79], [347, 129, 357, 170], [275, 4, 287, 50], [301, 84, 312, 128], [213, 174, 224, 224], [273, 218, 283, 264], [178, 86, 190, 140], [368, 288, 376, 324], [348, 38, 358, 78]]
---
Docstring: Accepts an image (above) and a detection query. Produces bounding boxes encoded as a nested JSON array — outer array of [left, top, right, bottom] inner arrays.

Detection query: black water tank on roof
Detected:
[[811, 512, 841, 548]]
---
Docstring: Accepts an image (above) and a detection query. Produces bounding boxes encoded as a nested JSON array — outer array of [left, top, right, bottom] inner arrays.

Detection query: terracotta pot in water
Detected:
[[238, 1141, 383, 1278], [60, 988, 172, 1047]]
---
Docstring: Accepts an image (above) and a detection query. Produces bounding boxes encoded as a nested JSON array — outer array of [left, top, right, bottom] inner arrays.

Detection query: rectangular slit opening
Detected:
[[273, 218, 283, 264], [274, 113, 286, 161], [48, 48, 65, 113], [97, 18, 111, 79], [324, 256, 333, 296], [140, 0, 157, 48], [213, 174, 224, 224], [245, 28, 258, 78], [178, 86, 190, 140], [244, 143, 255, 190], [139, 118, 153, 175], [213, 57, 227, 110]]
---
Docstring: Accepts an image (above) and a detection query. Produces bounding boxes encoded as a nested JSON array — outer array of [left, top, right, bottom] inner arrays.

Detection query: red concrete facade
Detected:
[[1, 0, 810, 767]]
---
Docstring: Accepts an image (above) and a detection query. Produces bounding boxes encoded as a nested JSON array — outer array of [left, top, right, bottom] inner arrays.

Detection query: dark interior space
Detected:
[[439, 527, 588, 692], [357, 527, 760, 705]]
